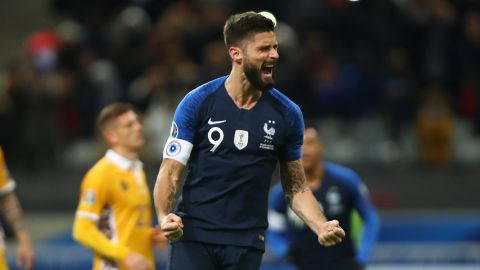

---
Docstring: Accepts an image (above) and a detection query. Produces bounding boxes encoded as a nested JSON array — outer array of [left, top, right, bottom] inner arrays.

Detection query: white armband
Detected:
[[163, 138, 193, 165]]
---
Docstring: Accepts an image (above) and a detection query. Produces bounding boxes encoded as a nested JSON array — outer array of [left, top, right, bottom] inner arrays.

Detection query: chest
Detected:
[[315, 182, 352, 218], [195, 97, 287, 154], [110, 171, 150, 207]]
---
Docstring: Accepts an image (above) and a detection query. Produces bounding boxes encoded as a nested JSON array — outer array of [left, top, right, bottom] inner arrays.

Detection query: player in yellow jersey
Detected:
[[73, 103, 166, 270], [0, 147, 35, 270]]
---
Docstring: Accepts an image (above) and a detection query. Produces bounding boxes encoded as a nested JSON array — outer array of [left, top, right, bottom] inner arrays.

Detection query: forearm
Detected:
[[0, 193, 27, 236], [280, 160, 327, 233], [153, 160, 183, 220], [290, 189, 327, 233], [73, 218, 130, 260]]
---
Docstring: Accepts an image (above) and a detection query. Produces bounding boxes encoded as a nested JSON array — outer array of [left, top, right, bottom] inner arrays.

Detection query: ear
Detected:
[[228, 46, 243, 64], [104, 130, 118, 146]]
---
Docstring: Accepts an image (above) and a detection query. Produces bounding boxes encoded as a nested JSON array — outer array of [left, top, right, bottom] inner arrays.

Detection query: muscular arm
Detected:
[[153, 159, 185, 221], [279, 159, 327, 233]]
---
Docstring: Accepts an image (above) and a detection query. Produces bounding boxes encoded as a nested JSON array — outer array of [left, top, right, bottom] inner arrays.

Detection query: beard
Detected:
[[243, 59, 275, 92]]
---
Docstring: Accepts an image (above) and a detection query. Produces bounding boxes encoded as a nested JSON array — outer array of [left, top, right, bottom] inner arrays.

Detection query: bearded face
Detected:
[[243, 57, 275, 91], [240, 31, 279, 92]]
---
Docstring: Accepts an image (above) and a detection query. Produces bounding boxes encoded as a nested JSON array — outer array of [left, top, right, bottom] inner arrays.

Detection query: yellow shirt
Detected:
[[0, 147, 16, 254], [0, 147, 15, 195], [73, 150, 154, 270]]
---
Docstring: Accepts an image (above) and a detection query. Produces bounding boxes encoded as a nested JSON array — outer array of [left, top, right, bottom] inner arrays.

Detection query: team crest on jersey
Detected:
[[326, 186, 344, 215], [170, 122, 179, 138], [120, 181, 129, 191], [260, 120, 276, 150], [166, 140, 182, 156], [234, 130, 248, 150]]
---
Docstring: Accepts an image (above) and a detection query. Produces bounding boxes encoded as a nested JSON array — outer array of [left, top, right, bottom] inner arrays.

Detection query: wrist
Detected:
[[16, 230, 30, 243]]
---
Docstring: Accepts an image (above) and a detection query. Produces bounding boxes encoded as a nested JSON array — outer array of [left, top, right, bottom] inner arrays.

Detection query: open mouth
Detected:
[[261, 63, 274, 75]]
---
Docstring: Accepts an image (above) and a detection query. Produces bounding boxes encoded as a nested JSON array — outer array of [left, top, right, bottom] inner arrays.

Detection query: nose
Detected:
[[270, 48, 279, 60], [135, 121, 144, 132]]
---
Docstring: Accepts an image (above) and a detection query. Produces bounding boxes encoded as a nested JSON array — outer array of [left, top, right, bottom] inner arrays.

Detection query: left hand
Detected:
[[152, 226, 168, 251], [317, 220, 345, 247], [16, 231, 35, 270]]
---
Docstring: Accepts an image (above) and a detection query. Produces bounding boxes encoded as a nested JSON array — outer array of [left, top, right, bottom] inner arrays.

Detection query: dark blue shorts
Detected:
[[168, 241, 263, 270]]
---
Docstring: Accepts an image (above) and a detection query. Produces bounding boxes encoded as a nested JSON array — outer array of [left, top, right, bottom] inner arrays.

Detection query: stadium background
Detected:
[[1, 0, 480, 269]]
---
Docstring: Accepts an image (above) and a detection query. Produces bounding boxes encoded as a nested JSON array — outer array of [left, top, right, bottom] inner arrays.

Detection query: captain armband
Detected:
[[163, 138, 193, 165]]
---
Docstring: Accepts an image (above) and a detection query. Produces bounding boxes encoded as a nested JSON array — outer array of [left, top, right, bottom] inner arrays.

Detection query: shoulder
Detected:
[[82, 158, 112, 186], [267, 89, 302, 118], [182, 76, 227, 105], [324, 161, 362, 190]]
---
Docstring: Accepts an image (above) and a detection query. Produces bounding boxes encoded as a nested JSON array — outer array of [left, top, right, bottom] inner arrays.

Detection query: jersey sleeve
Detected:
[[162, 91, 203, 165], [351, 174, 380, 265], [0, 148, 16, 196], [279, 104, 304, 161], [73, 168, 130, 261], [75, 169, 110, 222]]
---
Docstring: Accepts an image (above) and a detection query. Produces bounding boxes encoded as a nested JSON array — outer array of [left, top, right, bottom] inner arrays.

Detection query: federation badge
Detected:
[[234, 130, 248, 150], [83, 189, 95, 206], [166, 140, 182, 156]]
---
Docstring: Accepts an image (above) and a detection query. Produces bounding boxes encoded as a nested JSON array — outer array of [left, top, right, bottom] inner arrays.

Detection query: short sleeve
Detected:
[[279, 104, 304, 161], [163, 90, 204, 165], [75, 170, 109, 222]]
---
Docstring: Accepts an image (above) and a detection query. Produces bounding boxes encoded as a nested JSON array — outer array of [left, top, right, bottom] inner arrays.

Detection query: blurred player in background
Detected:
[[73, 103, 166, 270], [153, 11, 345, 270], [0, 147, 35, 270], [267, 127, 380, 270]]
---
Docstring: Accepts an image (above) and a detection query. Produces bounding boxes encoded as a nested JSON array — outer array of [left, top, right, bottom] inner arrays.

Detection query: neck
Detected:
[[304, 162, 324, 190], [111, 146, 138, 161], [224, 66, 262, 110]]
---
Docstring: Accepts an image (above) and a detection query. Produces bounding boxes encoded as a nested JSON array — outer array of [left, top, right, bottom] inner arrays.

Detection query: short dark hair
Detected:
[[96, 103, 135, 133], [223, 11, 275, 48]]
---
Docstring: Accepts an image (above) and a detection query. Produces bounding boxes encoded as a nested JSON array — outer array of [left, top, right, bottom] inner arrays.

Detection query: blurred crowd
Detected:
[[1, 0, 480, 167]]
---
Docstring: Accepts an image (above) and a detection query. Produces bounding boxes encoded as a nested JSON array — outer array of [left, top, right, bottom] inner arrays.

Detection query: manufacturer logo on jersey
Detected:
[[166, 140, 182, 156], [208, 118, 227, 125], [170, 122, 179, 138], [83, 189, 95, 206], [234, 130, 248, 150]]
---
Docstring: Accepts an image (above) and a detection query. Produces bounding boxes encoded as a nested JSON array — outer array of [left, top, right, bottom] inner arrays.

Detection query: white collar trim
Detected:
[[105, 149, 143, 171]]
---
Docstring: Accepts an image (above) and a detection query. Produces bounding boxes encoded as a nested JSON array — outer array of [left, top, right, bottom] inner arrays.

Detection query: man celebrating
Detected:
[[154, 11, 345, 270], [268, 127, 380, 270], [73, 103, 166, 270]]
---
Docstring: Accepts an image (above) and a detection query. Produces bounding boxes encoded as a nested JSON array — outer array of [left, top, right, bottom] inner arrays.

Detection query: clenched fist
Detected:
[[317, 220, 345, 247], [160, 213, 184, 241]]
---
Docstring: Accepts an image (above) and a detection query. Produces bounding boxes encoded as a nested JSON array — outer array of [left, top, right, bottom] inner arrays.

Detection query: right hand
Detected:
[[123, 251, 152, 270], [160, 213, 184, 241]]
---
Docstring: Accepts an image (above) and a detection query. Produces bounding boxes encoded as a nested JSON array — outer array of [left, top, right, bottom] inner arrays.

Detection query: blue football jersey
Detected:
[[162, 76, 304, 250], [267, 162, 380, 266]]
